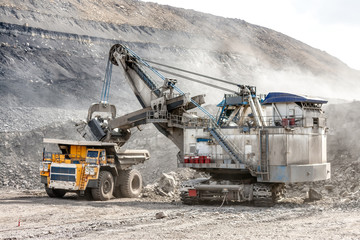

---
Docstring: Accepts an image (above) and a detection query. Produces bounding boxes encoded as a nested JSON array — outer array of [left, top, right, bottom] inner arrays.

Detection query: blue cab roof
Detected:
[[262, 92, 328, 104]]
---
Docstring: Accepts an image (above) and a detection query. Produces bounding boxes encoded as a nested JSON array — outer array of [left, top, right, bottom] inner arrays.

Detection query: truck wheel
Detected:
[[77, 189, 94, 200], [112, 177, 122, 198], [45, 186, 67, 198], [113, 185, 122, 198], [91, 171, 114, 201], [120, 169, 143, 198]]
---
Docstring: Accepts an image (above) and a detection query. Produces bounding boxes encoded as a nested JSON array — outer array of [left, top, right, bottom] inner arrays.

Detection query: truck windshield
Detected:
[[87, 151, 99, 158]]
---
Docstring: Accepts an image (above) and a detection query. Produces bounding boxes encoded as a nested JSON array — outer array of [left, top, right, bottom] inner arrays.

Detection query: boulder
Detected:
[[308, 188, 322, 201], [155, 212, 167, 219], [158, 173, 177, 194]]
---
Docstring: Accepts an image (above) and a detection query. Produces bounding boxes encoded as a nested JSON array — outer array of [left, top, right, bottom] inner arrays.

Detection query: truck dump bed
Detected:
[[43, 138, 150, 168]]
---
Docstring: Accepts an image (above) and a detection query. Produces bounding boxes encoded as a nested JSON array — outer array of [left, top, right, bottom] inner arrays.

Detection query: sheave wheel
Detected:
[[91, 171, 114, 201], [45, 185, 67, 198], [120, 169, 143, 198]]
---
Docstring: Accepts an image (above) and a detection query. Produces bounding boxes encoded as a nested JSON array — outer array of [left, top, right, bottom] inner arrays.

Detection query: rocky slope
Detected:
[[0, 0, 359, 196], [1, 0, 360, 105]]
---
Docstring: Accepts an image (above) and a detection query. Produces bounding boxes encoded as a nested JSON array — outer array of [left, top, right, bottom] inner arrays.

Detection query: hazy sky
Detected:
[[141, 0, 360, 70]]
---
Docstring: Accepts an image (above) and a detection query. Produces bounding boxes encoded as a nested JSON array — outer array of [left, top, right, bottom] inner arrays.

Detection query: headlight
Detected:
[[85, 166, 96, 175], [39, 163, 49, 172]]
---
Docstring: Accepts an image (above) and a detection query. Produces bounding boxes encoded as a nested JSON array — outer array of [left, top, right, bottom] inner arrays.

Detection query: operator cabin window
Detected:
[[313, 117, 319, 126], [87, 151, 98, 158], [289, 109, 295, 118], [86, 150, 99, 164]]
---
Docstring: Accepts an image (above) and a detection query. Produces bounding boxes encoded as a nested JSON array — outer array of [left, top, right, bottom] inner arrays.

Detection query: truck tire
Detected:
[[112, 184, 122, 198], [45, 186, 67, 198], [120, 169, 143, 198], [91, 171, 114, 201], [77, 189, 94, 200]]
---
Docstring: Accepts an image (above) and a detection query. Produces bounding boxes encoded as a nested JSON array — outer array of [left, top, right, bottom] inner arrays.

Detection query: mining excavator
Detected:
[[74, 44, 330, 205], [40, 44, 329, 204]]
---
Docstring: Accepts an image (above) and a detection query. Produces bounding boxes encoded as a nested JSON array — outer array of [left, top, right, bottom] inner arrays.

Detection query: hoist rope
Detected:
[[144, 59, 238, 87], [152, 66, 236, 93]]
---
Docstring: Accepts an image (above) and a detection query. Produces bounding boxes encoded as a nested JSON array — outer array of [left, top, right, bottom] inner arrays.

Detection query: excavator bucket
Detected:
[[87, 102, 117, 141], [77, 102, 117, 142], [87, 102, 116, 122], [80, 102, 131, 146]]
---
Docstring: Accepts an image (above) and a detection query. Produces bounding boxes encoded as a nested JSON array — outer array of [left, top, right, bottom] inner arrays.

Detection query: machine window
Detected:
[[313, 117, 319, 126], [87, 150, 99, 158]]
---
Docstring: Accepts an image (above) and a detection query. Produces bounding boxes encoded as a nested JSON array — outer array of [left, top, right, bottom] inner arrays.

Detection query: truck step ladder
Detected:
[[79, 166, 87, 190]]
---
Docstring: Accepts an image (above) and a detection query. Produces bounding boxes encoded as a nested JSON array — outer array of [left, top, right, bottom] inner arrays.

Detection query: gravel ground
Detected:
[[0, 190, 359, 240]]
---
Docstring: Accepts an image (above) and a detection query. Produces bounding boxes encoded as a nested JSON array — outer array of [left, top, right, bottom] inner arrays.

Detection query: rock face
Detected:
[[1, 0, 359, 107]]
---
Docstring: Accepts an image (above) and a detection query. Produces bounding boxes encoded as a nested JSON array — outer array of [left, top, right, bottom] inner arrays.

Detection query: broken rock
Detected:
[[158, 173, 177, 194], [155, 212, 167, 219], [308, 188, 322, 201], [324, 185, 334, 191]]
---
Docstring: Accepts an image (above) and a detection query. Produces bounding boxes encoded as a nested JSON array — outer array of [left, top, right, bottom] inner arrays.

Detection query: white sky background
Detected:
[[141, 0, 360, 70]]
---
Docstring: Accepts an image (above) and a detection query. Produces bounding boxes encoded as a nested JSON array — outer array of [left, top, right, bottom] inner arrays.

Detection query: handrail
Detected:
[[45, 152, 85, 162]]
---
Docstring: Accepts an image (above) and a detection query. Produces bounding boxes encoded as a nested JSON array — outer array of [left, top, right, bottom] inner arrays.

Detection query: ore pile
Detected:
[[0, 106, 86, 132], [325, 159, 360, 207], [0, 121, 83, 190], [286, 157, 360, 207]]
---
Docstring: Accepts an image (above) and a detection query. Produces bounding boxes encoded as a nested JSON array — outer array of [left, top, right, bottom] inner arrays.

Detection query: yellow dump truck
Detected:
[[40, 138, 150, 200]]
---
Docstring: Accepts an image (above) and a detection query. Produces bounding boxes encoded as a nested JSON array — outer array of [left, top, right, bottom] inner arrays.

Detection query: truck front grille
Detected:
[[51, 167, 76, 174], [50, 174, 76, 182], [50, 165, 76, 182]]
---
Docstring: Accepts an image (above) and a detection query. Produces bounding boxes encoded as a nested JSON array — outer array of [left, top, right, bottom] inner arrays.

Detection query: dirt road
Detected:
[[0, 190, 359, 240]]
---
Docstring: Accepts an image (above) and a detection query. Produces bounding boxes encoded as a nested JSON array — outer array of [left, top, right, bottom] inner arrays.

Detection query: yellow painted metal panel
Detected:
[[70, 145, 87, 159]]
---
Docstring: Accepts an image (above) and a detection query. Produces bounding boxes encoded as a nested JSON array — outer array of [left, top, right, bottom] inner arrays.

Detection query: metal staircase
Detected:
[[208, 121, 256, 176], [209, 127, 242, 163]]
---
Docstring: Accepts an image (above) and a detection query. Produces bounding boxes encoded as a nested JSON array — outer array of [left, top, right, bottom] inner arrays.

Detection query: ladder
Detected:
[[79, 165, 87, 190], [259, 130, 270, 180]]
